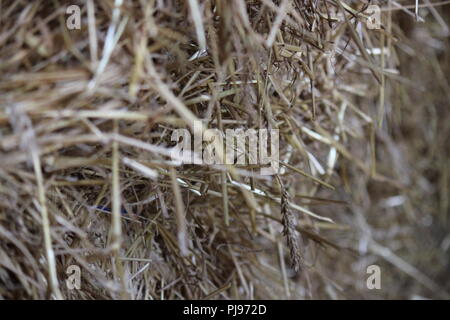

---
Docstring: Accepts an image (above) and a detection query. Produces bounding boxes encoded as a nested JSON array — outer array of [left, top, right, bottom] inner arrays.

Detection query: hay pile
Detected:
[[0, 0, 449, 299]]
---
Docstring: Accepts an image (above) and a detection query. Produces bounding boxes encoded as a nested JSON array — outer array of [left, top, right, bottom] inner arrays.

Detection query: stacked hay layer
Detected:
[[0, 0, 448, 299]]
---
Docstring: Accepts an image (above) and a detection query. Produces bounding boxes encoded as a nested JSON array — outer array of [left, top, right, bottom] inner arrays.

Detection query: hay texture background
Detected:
[[0, 0, 449, 299]]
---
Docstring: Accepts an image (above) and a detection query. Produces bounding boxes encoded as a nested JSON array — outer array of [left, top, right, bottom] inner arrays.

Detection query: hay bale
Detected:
[[0, 0, 448, 299]]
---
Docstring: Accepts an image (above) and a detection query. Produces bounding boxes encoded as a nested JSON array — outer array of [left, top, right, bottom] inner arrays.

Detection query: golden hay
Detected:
[[0, 0, 448, 299]]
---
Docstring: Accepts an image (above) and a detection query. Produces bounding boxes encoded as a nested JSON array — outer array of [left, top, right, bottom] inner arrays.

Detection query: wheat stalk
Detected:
[[277, 175, 301, 273]]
